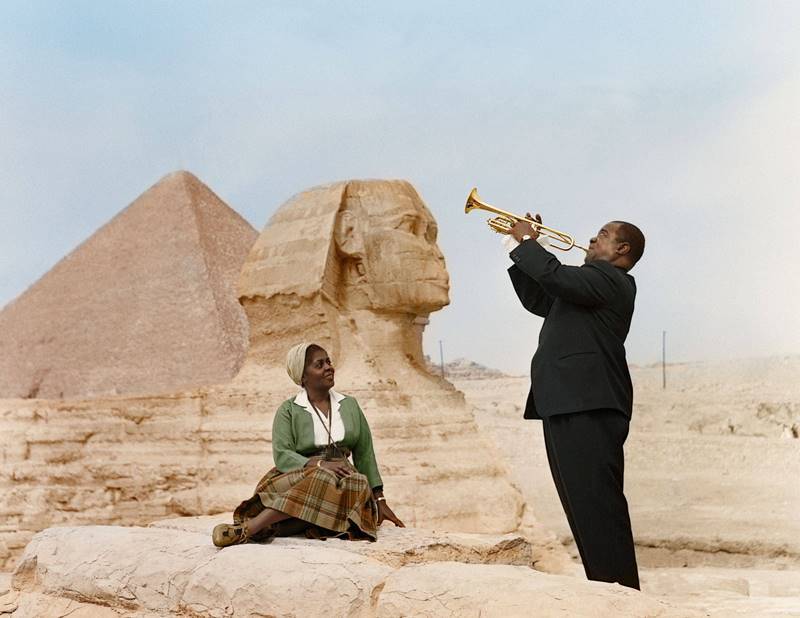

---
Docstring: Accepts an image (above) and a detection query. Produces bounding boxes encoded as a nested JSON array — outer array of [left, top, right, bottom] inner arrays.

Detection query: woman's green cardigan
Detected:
[[271, 394, 383, 489]]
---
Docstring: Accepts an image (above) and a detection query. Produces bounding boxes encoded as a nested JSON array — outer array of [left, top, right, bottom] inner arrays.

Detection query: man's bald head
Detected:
[[611, 221, 645, 267]]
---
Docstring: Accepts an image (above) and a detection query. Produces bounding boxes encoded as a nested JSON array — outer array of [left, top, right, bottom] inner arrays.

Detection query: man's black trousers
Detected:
[[542, 408, 640, 590]]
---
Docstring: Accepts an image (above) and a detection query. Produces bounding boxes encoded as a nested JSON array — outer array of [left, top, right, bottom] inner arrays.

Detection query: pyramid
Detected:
[[0, 171, 258, 399]]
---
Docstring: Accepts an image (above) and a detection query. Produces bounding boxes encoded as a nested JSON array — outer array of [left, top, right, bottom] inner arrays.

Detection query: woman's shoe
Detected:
[[212, 522, 249, 548]]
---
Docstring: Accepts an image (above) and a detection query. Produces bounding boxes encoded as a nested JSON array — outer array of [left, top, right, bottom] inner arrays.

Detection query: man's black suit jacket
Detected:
[[508, 239, 636, 420]]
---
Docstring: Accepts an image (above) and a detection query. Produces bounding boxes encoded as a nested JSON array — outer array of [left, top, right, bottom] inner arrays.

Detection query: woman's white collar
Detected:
[[294, 389, 345, 410]]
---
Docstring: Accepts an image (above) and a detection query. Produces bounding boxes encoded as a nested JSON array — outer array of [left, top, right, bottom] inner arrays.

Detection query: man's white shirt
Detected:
[[503, 234, 550, 252]]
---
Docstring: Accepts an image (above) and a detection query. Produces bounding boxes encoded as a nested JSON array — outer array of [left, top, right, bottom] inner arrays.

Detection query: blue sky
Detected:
[[2, 2, 799, 373]]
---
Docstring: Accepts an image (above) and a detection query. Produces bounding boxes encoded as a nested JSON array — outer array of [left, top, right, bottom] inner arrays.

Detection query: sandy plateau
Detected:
[[452, 355, 800, 616]]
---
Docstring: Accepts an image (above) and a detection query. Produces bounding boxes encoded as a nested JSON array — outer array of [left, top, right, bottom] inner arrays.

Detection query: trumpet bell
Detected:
[[464, 187, 482, 214]]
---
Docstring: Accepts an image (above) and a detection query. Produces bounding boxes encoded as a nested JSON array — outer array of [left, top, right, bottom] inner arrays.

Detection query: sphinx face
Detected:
[[340, 181, 450, 315]]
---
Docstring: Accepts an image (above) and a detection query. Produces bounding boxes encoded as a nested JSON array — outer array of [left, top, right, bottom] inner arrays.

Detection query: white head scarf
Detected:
[[286, 342, 313, 385]]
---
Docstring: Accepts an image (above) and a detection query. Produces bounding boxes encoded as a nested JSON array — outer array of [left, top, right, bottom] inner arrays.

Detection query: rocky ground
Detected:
[[0, 518, 698, 617], [2, 355, 798, 616], [451, 355, 800, 616]]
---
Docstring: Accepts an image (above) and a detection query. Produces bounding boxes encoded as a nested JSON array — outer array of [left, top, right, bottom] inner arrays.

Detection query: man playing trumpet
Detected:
[[507, 212, 645, 590]]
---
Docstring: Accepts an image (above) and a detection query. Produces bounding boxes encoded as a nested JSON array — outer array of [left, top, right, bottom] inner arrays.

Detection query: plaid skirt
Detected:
[[233, 461, 379, 541]]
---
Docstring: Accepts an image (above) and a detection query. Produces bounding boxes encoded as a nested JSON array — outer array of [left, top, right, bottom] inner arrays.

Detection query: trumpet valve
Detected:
[[488, 216, 514, 234]]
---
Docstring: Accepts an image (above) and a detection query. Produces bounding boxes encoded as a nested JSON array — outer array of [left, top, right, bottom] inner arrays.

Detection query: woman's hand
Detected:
[[308, 457, 351, 478], [377, 500, 405, 527]]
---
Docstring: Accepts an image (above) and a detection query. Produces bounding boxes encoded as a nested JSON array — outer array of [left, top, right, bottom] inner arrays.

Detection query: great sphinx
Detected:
[[0, 176, 565, 571], [236, 179, 450, 388], [222, 178, 525, 533]]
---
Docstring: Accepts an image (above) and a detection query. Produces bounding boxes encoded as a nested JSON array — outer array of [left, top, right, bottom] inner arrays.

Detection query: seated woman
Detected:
[[213, 342, 404, 547]]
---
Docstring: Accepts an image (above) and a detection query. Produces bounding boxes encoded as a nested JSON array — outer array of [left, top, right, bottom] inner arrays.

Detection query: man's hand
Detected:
[[509, 213, 542, 243], [377, 500, 406, 527]]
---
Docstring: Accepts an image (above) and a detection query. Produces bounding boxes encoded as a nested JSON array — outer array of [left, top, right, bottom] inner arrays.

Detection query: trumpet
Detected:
[[464, 188, 587, 253]]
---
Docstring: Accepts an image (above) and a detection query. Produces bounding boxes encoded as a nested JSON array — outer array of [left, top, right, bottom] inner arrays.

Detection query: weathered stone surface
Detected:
[[0, 170, 257, 400], [641, 567, 800, 617], [0, 171, 564, 615], [12, 525, 391, 617], [0, 359, 556, 573], [150, 515, 536, 568], [231, 178, 530, 545], [642, 566, 800, 597], [237, 179, 450, 377], [0, 573, 12, 616], [10, 524, 693, 618], [375, 562, 699, 617], [0, 588, 18, 616], [3, 591, 131, 617], [0, 179, 559, 572]]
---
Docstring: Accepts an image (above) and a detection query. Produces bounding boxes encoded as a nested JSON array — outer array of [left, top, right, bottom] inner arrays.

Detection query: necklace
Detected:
[[309, 398, 344, 461], [311, 402, 331, 433]]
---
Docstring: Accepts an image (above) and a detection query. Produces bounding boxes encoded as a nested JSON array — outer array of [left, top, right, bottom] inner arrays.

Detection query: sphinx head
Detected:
[[237, 179, 450, 371], [334, 180, 449, 314]]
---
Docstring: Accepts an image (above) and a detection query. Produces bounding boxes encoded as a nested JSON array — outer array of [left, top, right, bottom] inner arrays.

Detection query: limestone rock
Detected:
[[0, 369, 556, 572], [0, 178, 562, 572], [12, 525, 391, 617], [641, 567, 800, 617], [376, 562, 701, 617], [0, 589, 18, 616], [231, 178, 528, 538], [237, 179, 450, 377], [150, 515, 536, 568], [10, 524, 694, 618], [0, 170, 257, 399], [3, 592, 129, 617]]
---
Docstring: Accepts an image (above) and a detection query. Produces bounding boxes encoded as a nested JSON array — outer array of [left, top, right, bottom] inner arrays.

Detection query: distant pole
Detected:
[[661, 330, 666, 390], [439, 340, 445, 378]]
